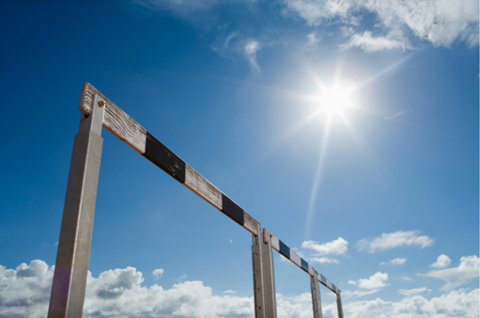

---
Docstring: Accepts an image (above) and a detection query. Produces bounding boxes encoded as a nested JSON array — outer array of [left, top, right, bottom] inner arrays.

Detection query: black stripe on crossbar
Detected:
[[143, 132, 186, 183], [301, 258, 309, 273], [279, 240, 290, 259], [221, 195, 245, 226]]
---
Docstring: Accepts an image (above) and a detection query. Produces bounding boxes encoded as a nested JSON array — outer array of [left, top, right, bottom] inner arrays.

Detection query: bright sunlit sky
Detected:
[[0, 1, 478, 317]]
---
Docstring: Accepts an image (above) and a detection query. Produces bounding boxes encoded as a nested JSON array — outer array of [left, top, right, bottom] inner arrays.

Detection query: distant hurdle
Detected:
[[47, 83, 344, 318]]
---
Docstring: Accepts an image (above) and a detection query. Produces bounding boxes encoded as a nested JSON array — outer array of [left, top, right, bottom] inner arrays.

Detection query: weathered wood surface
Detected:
[[185, 165, 222, 210], [80, 82, 146, 154]]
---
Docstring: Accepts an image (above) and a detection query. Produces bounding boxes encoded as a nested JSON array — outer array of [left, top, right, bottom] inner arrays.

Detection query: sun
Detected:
[[316, 85, 355, 117]]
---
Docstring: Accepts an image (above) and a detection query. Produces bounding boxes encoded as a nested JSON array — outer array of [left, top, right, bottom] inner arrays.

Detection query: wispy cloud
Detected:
[[387, 110, 407, 119], [357, 230, 434, 253], [282, 0, 479, 51], [426, 255, 479, 290], [340, 31, 409, 52], [398, 287, 430, 296], [244, 40, 262, 72], [211, 33, 263, 72], [380, 257, 407, 266]]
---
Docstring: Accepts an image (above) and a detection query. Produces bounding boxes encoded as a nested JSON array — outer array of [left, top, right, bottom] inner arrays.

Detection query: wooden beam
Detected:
[[264, 229, 340, 295], [79, 82, 260, 236]]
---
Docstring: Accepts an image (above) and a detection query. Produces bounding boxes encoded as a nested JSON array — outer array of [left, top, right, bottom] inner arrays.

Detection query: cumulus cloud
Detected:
[[391, 288, 479, 318], [348, 272, 389, 289], [398, 287, 430, 296], [282, 0, 479, 51], [0, 260, 254, 318], [3, 259, 479, 318], [301, 237, 348, 264], [380, 257, 406, 266], [152, 268, 164, 279], [430, 254, 451, 269], [357, 230, 433, 253], [426, 255, 479, 290], [302, 237, 348, 255]]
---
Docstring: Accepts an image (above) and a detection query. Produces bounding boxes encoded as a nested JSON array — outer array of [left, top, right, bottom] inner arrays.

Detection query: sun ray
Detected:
[[304, 115, 333, 240]]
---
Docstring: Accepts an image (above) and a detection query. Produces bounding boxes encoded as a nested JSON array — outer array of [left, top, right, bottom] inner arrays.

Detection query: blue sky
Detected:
[[0, 1, 478, 317]]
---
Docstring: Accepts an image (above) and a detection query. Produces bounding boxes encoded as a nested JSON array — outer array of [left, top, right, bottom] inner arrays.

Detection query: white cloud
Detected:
[[340, 31, 409, 52], [380, 257, 406, 266], [310, 257, 339, 264], [343, 297, 389, 318], [152, 268, 164, 279], [430, 254, 451, 269], [342, 289, 380, 298], [398, 287, 430, 296], [177, 273, 187, 281], [282, 0, 479, 51], [302, 237, 348, 255], [223, 289, 236, 294], [1, 259, 479, 318], [211, 34, 263, 72], [400, 276, 414, 282], [348, 272, 389, 289], [391, 288, 479, 318], [282, 0, 357, 26], [244, 40, 262, 72], [426, 255, 479, 290], [357, 230, 433, 253]]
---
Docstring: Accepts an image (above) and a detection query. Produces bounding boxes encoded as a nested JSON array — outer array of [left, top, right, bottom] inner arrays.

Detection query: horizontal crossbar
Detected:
[[79, 82, 260, 236], [263, 229, 340, 294]]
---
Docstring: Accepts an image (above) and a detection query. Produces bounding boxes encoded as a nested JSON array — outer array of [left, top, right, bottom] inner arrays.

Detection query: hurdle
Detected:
[[47, 83, 343, 318], [263, 229, 344, 318]]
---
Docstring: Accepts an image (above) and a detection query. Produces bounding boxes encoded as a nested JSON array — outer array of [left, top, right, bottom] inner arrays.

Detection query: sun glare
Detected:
[[316, 85, 354, 117]]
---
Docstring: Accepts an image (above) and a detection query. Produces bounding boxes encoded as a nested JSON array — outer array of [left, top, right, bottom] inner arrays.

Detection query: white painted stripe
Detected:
[[308, 265, 316, 277], [184, 165, 222, 210], [290, 250, 301, 267], [326, 279, 333, 289], [271, 235, 280, 252]]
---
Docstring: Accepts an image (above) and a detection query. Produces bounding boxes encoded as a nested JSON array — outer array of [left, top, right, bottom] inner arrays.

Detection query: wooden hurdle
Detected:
[[263, 229, 344, 318], [47, 83, 343, 318]]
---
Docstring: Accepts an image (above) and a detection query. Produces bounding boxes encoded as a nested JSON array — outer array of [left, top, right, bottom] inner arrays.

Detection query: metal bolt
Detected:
[[98, 100, 106, 107]]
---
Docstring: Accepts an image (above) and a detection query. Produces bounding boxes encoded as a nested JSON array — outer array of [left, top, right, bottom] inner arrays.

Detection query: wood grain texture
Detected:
[[308, 265, 316, 277], [79, 82, 146, 154], [243, 211, 259, 236], [184, 165, 222, 210]]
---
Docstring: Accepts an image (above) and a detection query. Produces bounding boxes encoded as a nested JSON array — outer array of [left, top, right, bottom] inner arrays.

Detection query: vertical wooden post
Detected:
[[310, 271, 323, 318], [336, 292, 344, 318], [252, 224, 265, 318], [48, 95, 105, 318], [262, 229, 277, 318]]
